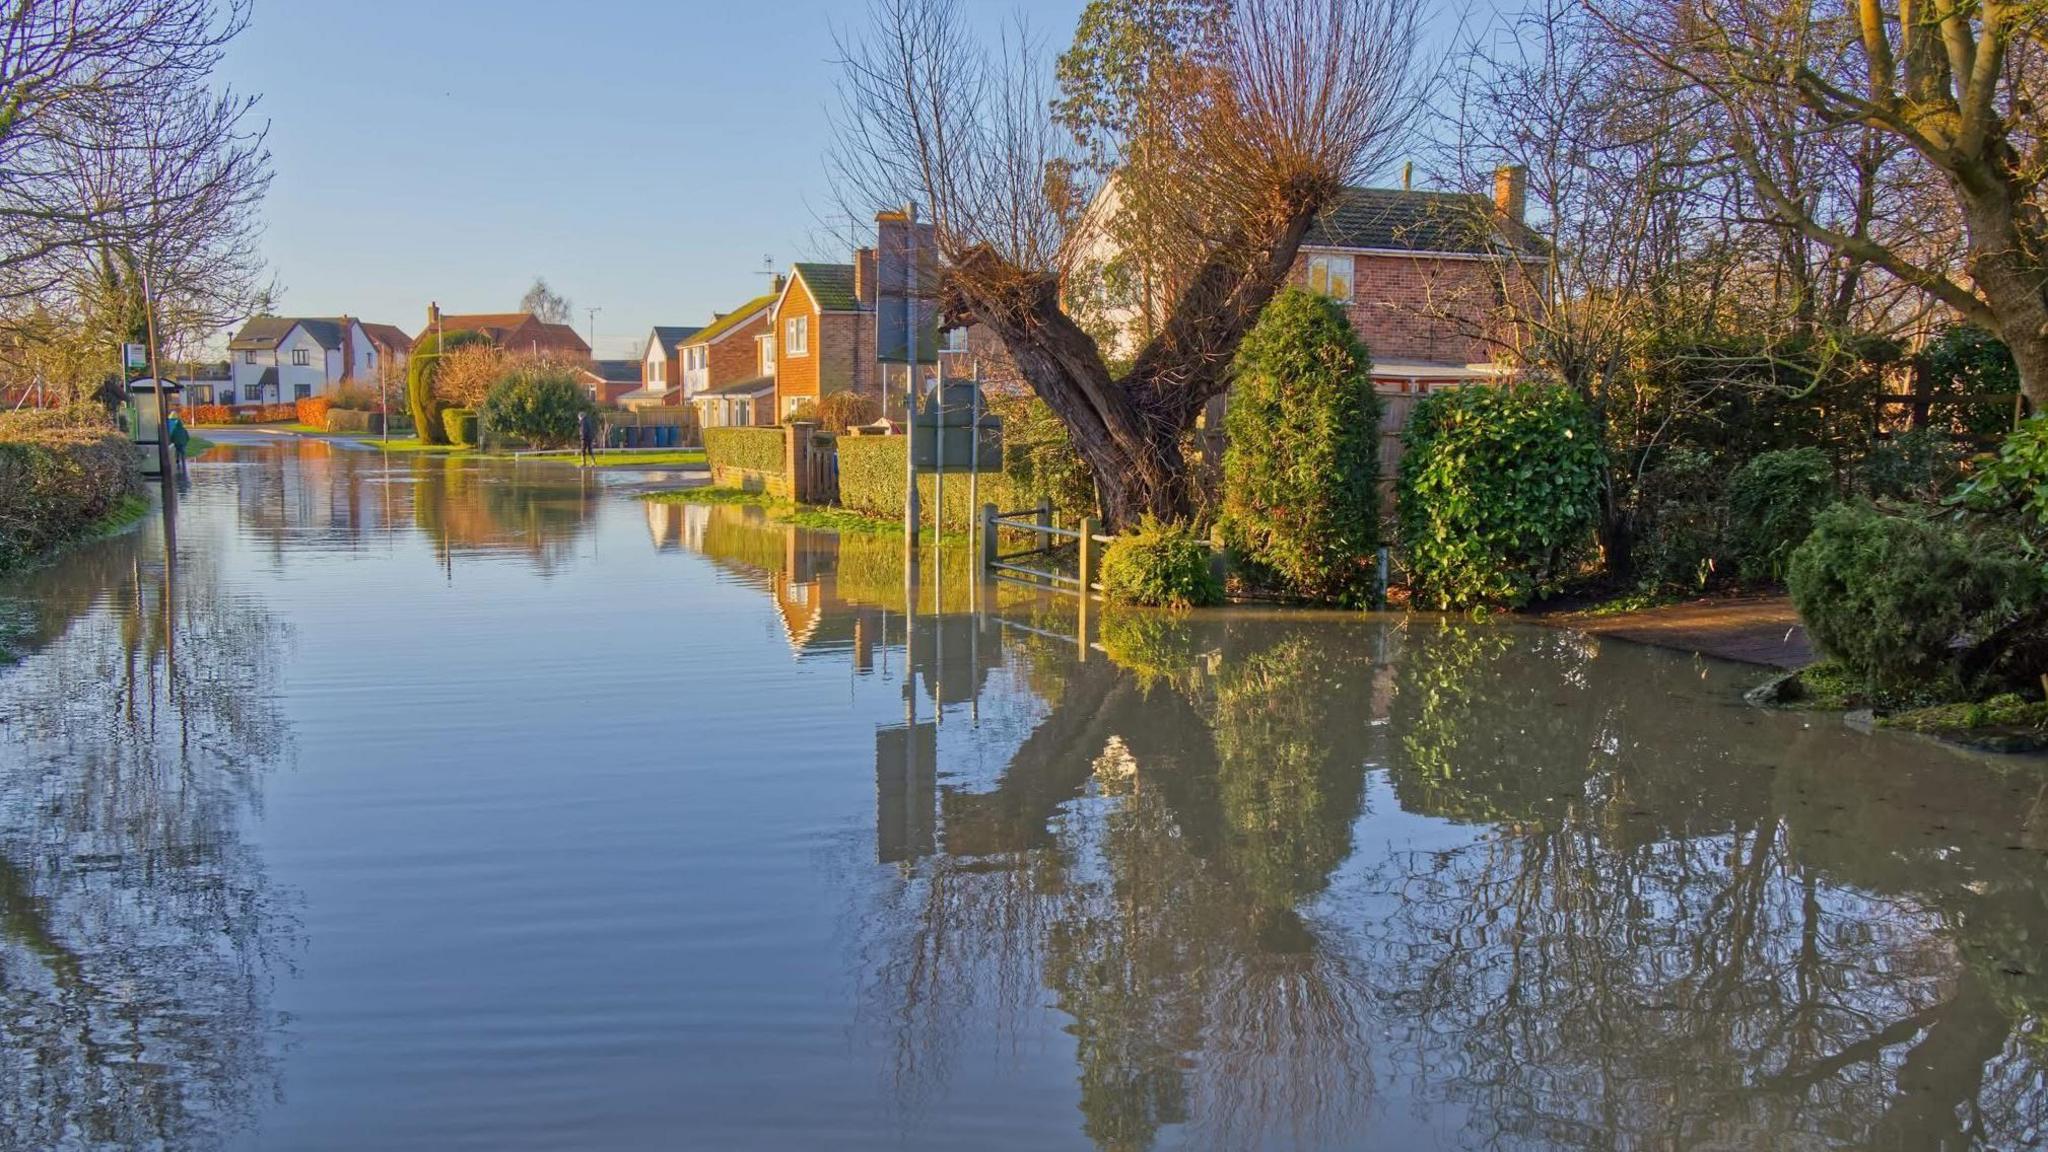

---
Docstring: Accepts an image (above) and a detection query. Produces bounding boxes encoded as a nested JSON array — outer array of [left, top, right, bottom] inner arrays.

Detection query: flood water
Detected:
[[2, 438, 2045, 1151]]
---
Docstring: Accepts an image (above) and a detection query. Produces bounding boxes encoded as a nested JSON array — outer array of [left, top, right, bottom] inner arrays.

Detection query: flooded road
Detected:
[[2, 440, 2044, 1151]]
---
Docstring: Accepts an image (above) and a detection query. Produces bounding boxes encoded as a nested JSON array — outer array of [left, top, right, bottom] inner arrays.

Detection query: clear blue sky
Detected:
[[221, 0, 1487, 359]]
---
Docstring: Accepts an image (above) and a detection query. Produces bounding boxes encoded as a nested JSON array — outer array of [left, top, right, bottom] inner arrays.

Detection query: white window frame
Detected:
[[291, 348, 311, 367], [785, 315, 808, 357], [1307, 254, 1354, 301], [939, 327, 969, 353], [651, 358, 665, 384], [758, 335, 775, 376]]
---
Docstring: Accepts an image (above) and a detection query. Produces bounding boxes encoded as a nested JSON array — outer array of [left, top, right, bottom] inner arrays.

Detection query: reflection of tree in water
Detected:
[[0, 511, 295, 1151], [855, 616, 1387, 1151], [1371, 621, 2048, 1151], [410, 456, 596, 574]]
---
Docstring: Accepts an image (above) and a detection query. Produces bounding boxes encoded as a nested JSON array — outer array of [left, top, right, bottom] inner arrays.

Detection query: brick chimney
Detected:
[[337, 313, 354, 380], [772, 272, 786, 295], [427, 301, 441, 329], [1493, 164, 1527, 223], [855, 247, 877, 308]]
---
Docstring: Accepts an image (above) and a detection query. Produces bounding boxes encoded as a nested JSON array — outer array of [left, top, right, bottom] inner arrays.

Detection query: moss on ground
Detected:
[[1881, 694, 2048, 753]]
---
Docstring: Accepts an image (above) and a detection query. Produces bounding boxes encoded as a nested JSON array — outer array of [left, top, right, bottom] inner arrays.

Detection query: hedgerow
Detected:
[[0, 410, 142, 572]]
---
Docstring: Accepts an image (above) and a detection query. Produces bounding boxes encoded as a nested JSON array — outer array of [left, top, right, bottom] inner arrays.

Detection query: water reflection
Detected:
[[0, 504, 295, 1151]]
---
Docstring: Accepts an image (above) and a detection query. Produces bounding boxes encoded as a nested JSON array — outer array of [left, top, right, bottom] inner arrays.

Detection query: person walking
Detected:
[[578, 409, 598, 466], [167, 410, 191, 474]]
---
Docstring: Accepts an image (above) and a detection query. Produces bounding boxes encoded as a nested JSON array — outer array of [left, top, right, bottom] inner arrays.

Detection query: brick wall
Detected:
[[1289, 249, 1533, 366], [773, 284, 820, 411], [704, 312, 768, 388]]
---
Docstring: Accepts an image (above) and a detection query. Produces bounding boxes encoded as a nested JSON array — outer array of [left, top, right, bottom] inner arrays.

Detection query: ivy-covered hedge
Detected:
[[837, 434, 1021, 531], [705, 426, 786, 477], [0, 411, 142, 572], [1396, 383, 1604, 608]]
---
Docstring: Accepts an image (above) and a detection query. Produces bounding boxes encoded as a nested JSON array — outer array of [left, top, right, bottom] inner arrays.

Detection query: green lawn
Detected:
[[642, 486, 901, 535]]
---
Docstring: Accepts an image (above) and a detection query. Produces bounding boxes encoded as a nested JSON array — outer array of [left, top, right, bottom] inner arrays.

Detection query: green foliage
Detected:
[[1856, 427, 1964, 503], [407, 329, 487, 446], [1951, 415, 2048, 554], [836, 434, 1025, 531], [984, 389, 1096, 522], [479, 363, 591, 448], [1098, 515, 1220, 608], [1920, 324, 2022, 440], [1631, 445, 1726, 592], [1788, 503, 2048, 701], [703, 426, 786, 478], [1725, 447, 1836, 583], [441, 407, 478, 447], [1397, 383, 1605, 608], [1097, 610, 1206, 692], [0, 411, 141, 572], [1220, 288, 1383, 604]]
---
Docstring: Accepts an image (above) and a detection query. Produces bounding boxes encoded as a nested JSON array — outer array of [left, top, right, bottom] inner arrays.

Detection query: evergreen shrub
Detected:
[[1725, 447, 1837, 583], [1099, 515, 1220, 608], [479, 364, 590, 448]]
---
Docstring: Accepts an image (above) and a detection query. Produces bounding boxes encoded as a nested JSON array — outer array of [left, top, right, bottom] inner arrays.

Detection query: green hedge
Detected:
[[837, 434, 1022, 531], [705, 426, 786, 477], [325, 409, 389, 435], [1099, 515, 1221, 608], [0, 414, 142, 572], [443, 407, 478, 447]]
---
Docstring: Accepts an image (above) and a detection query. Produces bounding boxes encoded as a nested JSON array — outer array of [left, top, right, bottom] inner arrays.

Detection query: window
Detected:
[[243, 351, 256, 364], [366, 349, 376, 367], [940, 327, 969, 353], [220, 390, 237, 406], [758, 335, 775, 376], [784, 397, 805, 417], [785, 315, 808, 356], [651, 359, 665, 384], [1307, 254, 1354, 301], [732, 401, 750, 427], [291, 348, 310, 366], [294, 384, 312, 400]]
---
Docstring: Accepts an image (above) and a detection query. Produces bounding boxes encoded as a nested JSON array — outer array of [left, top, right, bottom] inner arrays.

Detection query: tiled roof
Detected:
[[792, 263, 862, 312], [1304, 187, 1544, 257], [686, 294, 776, 346], [359, 322, 413, 353], [591, 359, 640, 383], [228, 316, 344, 351], [698, 374, 775, 397], [649, 325, 701, 355]]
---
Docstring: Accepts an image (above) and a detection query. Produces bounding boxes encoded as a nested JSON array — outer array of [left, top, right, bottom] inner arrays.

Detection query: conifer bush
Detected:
[[1099, 516, 1221, 609], [1221, 288, 1383, 604], [480, 364, 592, 449]]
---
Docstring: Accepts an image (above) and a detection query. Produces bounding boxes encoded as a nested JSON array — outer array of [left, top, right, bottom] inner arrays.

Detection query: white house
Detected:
[[226, 316, 408, 405]]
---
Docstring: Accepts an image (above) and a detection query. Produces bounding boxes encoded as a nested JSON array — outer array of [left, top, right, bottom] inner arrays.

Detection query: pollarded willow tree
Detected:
[[830, 0, 1427, 528]]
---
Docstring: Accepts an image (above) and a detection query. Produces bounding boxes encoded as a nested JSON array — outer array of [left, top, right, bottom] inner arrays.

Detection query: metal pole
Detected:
[[968, 361, 980, 559], [140, 267, 174, 509]]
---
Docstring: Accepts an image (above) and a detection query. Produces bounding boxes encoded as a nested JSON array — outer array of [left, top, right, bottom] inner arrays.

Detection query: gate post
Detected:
[[785, 420, 817, 503], [981, 504, 998, 571]]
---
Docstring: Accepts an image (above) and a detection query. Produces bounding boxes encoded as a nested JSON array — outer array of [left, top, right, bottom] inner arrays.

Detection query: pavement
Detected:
[[1558, 595, 1812, 669]]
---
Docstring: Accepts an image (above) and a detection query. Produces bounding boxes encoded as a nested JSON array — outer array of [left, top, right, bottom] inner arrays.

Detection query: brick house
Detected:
[[423, 303, 592, 363], [769, 261, 885, 420], [639, 325, 702, 402], [581, 360, 642, 407], [685, 288, 780, 429]]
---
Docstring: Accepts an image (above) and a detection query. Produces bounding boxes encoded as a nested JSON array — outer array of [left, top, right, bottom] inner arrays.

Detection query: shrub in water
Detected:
[[1397, 383, 1604, 608], [1725, 447, 1837, 583], [1098, 516, 1221, 609], [1221, 288, 1383, 604], [1788, 502, 2048, 700], [480, 364, 593, 449]]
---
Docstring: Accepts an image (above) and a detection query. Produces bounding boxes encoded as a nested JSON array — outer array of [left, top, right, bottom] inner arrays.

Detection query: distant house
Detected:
[[226, 315, 408, 405], [682, 288, 780, 429], [639, 326, 702, 403], [769, 261, 881, 420], [423, 303, 592, 363], [582, 360, 643, 407]]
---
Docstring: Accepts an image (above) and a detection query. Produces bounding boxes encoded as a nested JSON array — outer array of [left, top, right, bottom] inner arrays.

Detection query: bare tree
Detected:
[[831, 0, 1427, 527], [520, 276, 573, 325], [1598, 0, 2048, 410], [0, 0, 251, 299]]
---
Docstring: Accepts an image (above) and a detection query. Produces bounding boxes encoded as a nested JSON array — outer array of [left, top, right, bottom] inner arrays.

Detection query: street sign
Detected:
[[122, 343, 149, 373]]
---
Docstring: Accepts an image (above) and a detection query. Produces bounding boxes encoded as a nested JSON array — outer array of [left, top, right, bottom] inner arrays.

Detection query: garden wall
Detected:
[[704, 426, 789, 497]]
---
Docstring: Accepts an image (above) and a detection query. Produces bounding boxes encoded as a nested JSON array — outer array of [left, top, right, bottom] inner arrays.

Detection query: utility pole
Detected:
[[585, 306, 602, 357], [140, 266, 174, 511]]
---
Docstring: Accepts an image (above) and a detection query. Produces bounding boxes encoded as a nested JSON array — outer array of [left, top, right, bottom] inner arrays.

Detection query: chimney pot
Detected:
[[1493, 164, 1527, 224]]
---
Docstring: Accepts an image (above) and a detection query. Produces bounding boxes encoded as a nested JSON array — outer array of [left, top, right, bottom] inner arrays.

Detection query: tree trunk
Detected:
[[1961, 192, 2048, 416], [956, 201, 1322, 531]]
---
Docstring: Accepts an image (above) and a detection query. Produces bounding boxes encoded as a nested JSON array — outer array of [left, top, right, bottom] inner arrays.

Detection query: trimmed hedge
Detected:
[[705, 426, 786, 477], [1396, 383, 1605, 608], [295, 396, 331, 428], [0, 412, 142, 572], [442, 407, 478, 447], [324, 409, 388, 435], [837, 434, 1021, 531]]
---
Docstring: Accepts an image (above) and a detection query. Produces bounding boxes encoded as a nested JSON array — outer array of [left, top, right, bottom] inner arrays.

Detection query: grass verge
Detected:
[[641, 486, 902, 535], [1880, 694, 2048, 753]]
